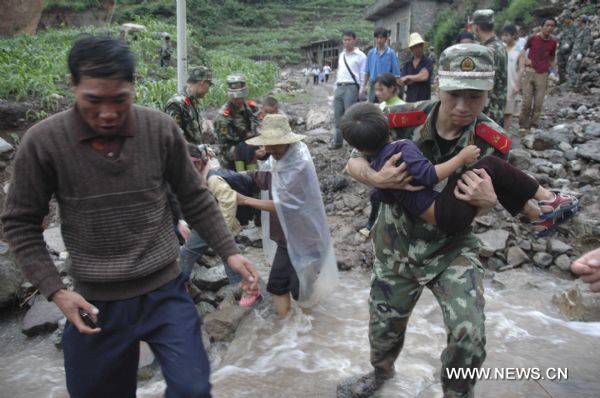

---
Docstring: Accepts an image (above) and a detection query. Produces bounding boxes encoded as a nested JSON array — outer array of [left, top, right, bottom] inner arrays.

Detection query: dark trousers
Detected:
[[435, 155, 539, 234], [62, 274, 211, 398]]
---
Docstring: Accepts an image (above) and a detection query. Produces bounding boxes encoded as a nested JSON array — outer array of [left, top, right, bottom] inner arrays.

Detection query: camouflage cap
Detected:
[[188, 66, 212, 82], [226, 74, 247, 98], [472, 9, 495, 25], [438, 43, 495, 91]]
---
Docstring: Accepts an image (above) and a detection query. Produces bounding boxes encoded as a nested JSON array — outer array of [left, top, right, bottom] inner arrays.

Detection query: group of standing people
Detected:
[[303, 63, 332, 85]]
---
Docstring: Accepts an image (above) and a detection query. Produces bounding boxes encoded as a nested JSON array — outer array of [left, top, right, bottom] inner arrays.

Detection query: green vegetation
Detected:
[[0, 19, 278, 113], [495, 0, 541, 28], [43, 0, 373, 65]]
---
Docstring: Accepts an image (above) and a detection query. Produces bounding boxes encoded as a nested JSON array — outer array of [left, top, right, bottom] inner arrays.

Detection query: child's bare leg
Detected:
[[532, 186, 554, 202], [273, 293, 291, 318], [520, 186, 556, 220]]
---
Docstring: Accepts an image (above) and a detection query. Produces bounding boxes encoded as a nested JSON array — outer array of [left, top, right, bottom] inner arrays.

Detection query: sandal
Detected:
[[538, 191, 579, 220], [239, 288, 261, 308], [532, 207, 578, 237]]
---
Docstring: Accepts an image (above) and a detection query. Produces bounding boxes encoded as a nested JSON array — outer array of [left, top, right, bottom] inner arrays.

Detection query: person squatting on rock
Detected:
[[342, 102, 579, 238], [1, 36, 259, 398], [177, 144, 264, 307], [237, 114, 338, 318], [518, 17, 558, 130], [338, 43, 560, 398], [214, 74, 261, 171], [331, 30, 366, 149], [571, 248, 600, 293], [471, 9, 508, 126], [164, 65, 213, 145], [566, 15, 592, 90]]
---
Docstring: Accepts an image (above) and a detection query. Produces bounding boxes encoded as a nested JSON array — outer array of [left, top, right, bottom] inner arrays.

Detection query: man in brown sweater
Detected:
[[1, 36, 258, 398]]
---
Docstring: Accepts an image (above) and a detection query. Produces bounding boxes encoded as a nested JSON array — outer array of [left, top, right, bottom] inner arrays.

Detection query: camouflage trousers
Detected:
[[557, 50, 571, 85], [566, 56, 582, 88], [369, 254, 486, 398]]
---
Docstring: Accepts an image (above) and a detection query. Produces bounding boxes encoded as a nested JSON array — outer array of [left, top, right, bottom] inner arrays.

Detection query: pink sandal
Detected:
[[239, 288, 261, 307]]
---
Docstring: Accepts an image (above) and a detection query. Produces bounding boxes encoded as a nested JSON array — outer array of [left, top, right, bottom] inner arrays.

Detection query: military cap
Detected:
[[226, 74, 247, 98], [438, 43, 495, 91], [472, 9, 495, 25], [188, 66, 212, 82]]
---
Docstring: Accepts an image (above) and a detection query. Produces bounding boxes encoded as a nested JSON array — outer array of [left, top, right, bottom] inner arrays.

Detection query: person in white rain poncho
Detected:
[[237, 114, 338, 317]]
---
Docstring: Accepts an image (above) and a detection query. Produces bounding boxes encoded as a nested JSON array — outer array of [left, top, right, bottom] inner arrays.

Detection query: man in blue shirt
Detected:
[[362, 27, 402, 102]]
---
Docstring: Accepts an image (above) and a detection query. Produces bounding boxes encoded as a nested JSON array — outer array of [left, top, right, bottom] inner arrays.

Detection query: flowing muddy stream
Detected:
[[1, 247, 599, 398]]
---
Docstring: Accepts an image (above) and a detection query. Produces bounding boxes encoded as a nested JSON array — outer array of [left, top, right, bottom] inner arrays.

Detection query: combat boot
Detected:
[[336, 369, 395, 398]]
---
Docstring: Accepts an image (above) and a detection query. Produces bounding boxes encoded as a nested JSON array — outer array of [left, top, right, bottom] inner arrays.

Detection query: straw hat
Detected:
[[246, 114, 306, 145], [408, 32, 427, 48]]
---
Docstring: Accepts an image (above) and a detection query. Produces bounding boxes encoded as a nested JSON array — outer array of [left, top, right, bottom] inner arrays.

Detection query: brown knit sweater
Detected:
[[2, 105, 239, 301]]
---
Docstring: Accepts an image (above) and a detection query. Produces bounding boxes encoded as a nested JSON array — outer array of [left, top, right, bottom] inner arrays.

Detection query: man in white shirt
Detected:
[[332, 30, 366, 149]]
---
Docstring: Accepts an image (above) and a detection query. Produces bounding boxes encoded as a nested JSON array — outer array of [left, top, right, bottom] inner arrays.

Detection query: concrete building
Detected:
[[365, 0, 452, 51]]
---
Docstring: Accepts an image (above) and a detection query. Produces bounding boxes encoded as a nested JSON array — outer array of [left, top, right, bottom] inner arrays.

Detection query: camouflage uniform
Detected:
[[214, 75, 259, 170], [343, 44, 507, 398], [164, 67, 212, 145], [567, 18, 592, 88], [159, 37, 172, 67], [557, 15, 577, 85], [473, 10, 507, 125]]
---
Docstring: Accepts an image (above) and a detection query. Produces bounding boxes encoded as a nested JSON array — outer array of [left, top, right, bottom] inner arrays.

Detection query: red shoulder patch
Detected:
[[223, 107, 231, 117], [183, 96, 191, 106], [475, 122, 512, 154], [247, 100, 257, 108], [388, 111, 427, 129]]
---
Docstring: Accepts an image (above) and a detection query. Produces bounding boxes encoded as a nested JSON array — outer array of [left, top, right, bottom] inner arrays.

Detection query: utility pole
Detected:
[[176, 0, 187, 92]]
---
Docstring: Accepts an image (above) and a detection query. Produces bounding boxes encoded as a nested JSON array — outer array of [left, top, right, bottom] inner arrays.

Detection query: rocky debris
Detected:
[[137, 342, 156, 381], [272, 79, 305, 95], [306, 107, 333, 130], [0, 243, 25, 309], [507, 246, 529, 267], [21, 295, 64, 337], [475, 230, 509, 257], [191, 265, 229, 292], [202, 290, 253, 342], [43, 226, 66, 255], [552, 282, 600, 322]]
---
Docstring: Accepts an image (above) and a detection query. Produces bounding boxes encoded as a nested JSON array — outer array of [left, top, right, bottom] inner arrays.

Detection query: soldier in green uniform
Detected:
[[557, 12, 577, 85], [471, 9, 507, 126], [214, 74, 260, 171], [164, 66, 213, 145], [338, 44, 509, 398], [567, 15, 592, 90]]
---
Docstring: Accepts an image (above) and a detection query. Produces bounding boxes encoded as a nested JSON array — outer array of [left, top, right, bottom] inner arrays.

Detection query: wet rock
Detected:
[[0, 246, 25, 309], [580, 165, 600, 184], [306, 108, 333, 130], [547, 239, 572, 254], [475, 230, 509, 257], [577, 140, 600, 162], [203, 294, 252, 342], [327, 176, 349, 192], [196, 301, 217, 318], [554, 254, 571, 272], [552, 283, 600, 322], [191, 265, 229, 292], [215, 283, 242, 303], [533, 252, 553, 268], [21, 295, 64, 336], [485, 257, 505, 271], [507, 148, 531, 169], [137, 342, 155, 381], [507, 246, 529, 267]]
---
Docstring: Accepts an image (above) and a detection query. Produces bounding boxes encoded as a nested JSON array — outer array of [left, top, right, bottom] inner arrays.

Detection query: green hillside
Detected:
[[44, 0, 374, 64]]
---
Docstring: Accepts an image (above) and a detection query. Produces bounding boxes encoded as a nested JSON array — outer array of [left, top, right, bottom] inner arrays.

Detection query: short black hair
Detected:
[[68, 35, 136, 85], [375, 73, 398, 94], [342, 30, 356, 39], [475, 22, 494, 32], [543, 17, 557, 26], [374, 27, 389, 38], [262, 96, 279, 108], [455, 31, 475, 43], [501, 25, 518, 36], [341, 102, 389, 152]]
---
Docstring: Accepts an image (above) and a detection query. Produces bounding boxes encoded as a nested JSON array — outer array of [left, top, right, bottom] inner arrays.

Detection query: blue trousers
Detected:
[[62, 274, 211, 398], [179, 229, 241, 284]]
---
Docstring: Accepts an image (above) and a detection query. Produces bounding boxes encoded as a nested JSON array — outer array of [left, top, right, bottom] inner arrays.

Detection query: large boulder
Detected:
[[21, 295, 65, 337], [191, 265, 229, 292], [577, 140, 600, 163], [202, 294, 252, 342], [475, 230, 509, 257], [0, 243, 25, 309], [552, 283, 600, 322]]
